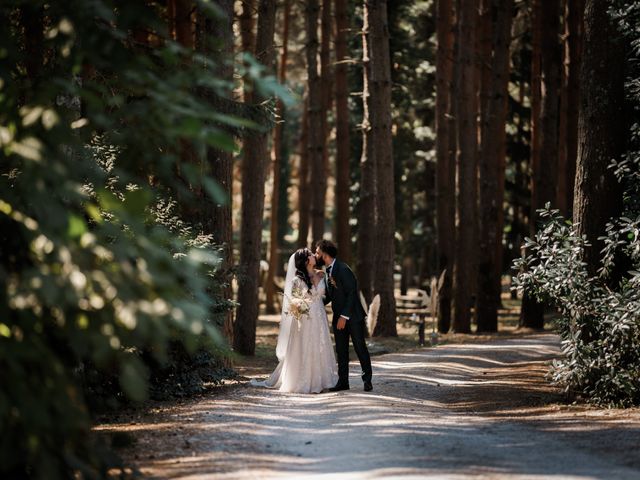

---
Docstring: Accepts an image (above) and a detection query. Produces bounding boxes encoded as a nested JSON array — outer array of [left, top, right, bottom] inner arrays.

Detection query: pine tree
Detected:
[[520, 0, 561, 330], [435, 0, 455, 333], [573, 0, 625, 276], [234, 0, 277, 355], [476, 0, 514, 332], [452, 0, 478, 333], [334, 0, 352, 262], [367, 0, 397, 337]]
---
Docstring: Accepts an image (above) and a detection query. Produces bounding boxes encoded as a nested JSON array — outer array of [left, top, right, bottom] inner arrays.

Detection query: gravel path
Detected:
[[101, 334, 640, 479]]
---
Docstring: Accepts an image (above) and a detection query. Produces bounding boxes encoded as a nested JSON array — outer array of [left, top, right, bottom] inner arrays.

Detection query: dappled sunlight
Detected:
[[101, 334, 640, 479], [95, 422, 177, 433]]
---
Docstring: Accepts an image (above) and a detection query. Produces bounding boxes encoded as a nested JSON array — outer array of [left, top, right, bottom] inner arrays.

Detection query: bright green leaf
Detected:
[[67, 214, 86, 239]]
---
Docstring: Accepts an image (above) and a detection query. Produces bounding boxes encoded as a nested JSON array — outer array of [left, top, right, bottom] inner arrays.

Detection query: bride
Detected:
[[250, 248, 338, 393]]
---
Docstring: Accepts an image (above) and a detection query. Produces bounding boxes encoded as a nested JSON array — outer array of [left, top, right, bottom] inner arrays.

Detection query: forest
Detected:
[[1, 0, 640, 478]]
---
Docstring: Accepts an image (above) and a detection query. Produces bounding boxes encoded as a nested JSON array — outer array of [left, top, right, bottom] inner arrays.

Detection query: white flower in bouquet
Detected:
[[285, 284, 311, 328]]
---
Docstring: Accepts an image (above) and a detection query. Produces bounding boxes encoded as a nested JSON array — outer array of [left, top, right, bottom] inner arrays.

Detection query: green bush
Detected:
[[514, 200, 640, 406], [514, 1, 640, 408], [0, 1, 281, 477]]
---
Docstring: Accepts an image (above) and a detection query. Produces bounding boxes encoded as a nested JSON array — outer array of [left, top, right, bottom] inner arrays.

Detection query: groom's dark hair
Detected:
[[316, 239, 338, 258]]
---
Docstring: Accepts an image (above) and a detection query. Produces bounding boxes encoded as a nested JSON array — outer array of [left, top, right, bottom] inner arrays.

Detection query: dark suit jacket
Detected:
[[324, 259, 366, 323]]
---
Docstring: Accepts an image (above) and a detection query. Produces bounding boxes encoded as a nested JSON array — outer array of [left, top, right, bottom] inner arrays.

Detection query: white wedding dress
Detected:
[[251, 255, 338, 393]]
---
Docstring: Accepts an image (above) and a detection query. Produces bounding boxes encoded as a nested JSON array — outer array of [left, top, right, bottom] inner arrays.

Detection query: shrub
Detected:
[[514, 0, 640, 409], [513, 201, 640, 406], [0, 1, 280, 477]]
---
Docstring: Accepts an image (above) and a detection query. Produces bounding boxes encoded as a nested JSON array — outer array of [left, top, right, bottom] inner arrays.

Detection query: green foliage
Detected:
[[514, 0, 640, 408], [0, 1, 280, 477], [513, 204, 638, 406]]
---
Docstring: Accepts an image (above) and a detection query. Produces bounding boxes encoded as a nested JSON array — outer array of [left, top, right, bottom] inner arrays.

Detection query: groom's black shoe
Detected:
[[364, 381, 373, 392], [329, 383, 350, 392]]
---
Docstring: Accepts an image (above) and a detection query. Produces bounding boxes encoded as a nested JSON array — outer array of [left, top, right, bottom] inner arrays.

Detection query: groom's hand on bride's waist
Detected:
[[337, 316, 348, 330]]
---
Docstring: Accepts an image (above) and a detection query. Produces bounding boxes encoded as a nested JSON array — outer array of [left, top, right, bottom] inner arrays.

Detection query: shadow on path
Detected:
[[97, 334, 640, 479]]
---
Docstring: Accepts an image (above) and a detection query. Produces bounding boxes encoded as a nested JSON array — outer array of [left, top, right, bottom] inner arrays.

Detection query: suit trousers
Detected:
[[332, 317, 372, 385]]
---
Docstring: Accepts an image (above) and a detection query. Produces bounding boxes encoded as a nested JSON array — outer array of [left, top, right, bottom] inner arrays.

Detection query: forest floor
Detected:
[[96, 299, 640, 479]]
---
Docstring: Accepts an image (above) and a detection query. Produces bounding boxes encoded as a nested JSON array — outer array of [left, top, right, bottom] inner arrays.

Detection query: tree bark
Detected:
[[198, 0, 235, 344], [334, 0, 352, 263], [306, 0, 325, 243], [173, 1, 198, 221], [298, 95, 311, 247], [234, 0, 277, 356], [265, 0, 291, 314], [557, 0, 584, 216], [478, 0, 492, 142], [520, 0, 561, 329], [435, 0, 455, 333], [367, 0, 397, 337], [452, 0, 478, 334], [167, 0, 176, 39], [357, 1, 377, 306], [239, 0, 256, 103], [573, 0, 625, 277], [316, 0, 332, 242], [476, 0, 492, 328], [476, 0, 513, 333], [175, 0, 194, 48], [557, 2, 569, 216]]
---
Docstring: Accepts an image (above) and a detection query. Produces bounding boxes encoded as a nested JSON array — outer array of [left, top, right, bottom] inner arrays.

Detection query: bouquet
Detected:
[[285, 284, 311, 328]]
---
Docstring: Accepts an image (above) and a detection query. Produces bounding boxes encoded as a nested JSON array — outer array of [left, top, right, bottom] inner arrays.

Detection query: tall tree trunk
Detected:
[[447, 4, 459, 323], [298, 95, 311, 247], [307, 0, 325, 243], [175, 0, 194, 48], [265, 0, 291, 314], [573, 0, 625, 277], [167, 0, 177, 40], [357, 1, 376, 305], [476, 0, 513, 332], [173, 1, 198, 220], [452, 0, 478, 333], [564, 0, 584, 217], [556, 4, 569, 216], [234, 0, 277, 356], [199, 0, 235, 344], [557, 0, 584, 216], [367, 0, 397, 337], [519, 0, 543, 328], [469, 1, 482, 316], [239, 0, 256, 103], [492, 0, 511, 311], [520, 0, 561, 329], [476, 0, 492, 326], [529, 0, 542, 205], [478, 0, 493, 142], [511, 53, 528, 301], [317, 0, 332, 242], [435, 0, 455, 333], [334, 0, 352, 263]]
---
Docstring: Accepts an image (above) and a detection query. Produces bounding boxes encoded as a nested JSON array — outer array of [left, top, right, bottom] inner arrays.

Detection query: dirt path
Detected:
[[98, 334, 640, 479]]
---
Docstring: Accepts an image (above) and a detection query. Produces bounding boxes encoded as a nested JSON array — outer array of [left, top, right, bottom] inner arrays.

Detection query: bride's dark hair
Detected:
[[294, 248, 313, 291]]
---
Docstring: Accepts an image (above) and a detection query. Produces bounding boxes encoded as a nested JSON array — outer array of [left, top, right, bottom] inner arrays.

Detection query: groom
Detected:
[[315, 239, 373, 392]]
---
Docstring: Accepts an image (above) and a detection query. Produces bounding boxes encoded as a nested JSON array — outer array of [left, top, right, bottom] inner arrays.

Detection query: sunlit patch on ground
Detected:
[[97, 331, 640, 479]]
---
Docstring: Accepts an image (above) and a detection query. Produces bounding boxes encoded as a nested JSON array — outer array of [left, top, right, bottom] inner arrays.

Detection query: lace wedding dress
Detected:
[[251, 255, 338, 394]]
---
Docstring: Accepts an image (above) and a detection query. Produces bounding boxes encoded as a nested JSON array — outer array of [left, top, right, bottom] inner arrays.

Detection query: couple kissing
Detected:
[[250, 240, 373, 394]]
